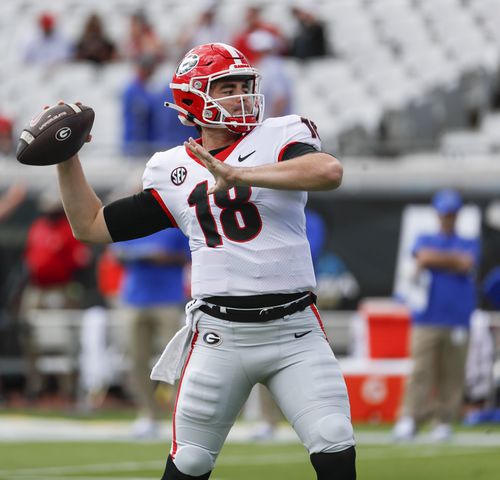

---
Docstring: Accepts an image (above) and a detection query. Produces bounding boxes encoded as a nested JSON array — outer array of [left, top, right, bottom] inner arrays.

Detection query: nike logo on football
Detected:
[[294, 330, 312, 338], [238, 150, 256, 162]]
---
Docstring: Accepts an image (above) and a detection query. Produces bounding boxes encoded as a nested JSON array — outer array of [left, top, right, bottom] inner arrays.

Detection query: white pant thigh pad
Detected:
[[262, 309, 355, 453], [172, 315, 254, 466]]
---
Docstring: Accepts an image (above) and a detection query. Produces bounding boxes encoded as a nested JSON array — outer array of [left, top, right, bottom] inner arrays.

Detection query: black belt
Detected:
[[200, 292, 316, 322]]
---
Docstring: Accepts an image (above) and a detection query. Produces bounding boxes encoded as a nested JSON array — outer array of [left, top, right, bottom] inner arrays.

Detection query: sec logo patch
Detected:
[[171, 166, 187, 185], [203, 332, 222, 346]]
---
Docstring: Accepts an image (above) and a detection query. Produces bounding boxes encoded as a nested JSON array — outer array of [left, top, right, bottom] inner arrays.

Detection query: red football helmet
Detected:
[[166, 43, 264, 133]]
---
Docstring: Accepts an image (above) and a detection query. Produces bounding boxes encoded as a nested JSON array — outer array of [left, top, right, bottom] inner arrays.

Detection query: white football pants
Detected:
[[170, 305, 355, 475]]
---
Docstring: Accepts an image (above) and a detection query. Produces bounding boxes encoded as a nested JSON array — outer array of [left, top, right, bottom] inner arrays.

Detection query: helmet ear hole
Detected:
[[182, 99, 193, 106]]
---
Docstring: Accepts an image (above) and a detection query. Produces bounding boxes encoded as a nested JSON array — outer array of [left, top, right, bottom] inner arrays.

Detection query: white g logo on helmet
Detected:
[[177, 54, 199, 76], [55, 127, 72, 141]]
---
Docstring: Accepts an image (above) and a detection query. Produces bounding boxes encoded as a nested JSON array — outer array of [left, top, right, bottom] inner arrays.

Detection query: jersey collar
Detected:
[[185, 135, 247, 167]]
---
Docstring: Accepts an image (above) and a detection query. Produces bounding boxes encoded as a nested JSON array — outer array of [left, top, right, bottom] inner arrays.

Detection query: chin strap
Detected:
[[164, 101, 226, 129], [164, 101, 201, 128]]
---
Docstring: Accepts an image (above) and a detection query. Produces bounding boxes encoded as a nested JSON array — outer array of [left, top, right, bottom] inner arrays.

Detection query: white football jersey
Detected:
[[143, 115, 322, 298]]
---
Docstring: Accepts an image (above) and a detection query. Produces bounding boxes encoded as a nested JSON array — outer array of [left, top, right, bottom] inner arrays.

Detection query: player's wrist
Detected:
[[57, 155, 80, 170], [232, 166, 250, 186]]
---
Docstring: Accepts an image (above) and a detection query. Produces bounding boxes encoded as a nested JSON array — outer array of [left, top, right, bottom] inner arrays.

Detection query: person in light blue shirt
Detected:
[[112, 228, 190, 438], [393, 189, 480, 442]]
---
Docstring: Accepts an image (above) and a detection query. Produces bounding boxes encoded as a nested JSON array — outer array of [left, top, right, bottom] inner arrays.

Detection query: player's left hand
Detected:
[[184, 138, 236, 194]]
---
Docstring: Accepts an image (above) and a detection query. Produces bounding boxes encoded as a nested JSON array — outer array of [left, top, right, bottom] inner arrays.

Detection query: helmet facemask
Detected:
[[169, 67, 265, 133], [200, 74, 264, 133]]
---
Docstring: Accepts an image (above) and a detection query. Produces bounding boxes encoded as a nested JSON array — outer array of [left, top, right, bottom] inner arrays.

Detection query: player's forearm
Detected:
[[57, 156, 112, 243], [417, 249, 473, 273], [234, 153, 343, 191]]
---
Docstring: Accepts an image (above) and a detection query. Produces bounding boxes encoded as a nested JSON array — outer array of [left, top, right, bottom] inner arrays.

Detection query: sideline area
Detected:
[[1, 415, 500, 446]]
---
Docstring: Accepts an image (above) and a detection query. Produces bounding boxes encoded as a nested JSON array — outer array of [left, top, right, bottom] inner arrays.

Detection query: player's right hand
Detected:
[[184, 137, 236, 194]]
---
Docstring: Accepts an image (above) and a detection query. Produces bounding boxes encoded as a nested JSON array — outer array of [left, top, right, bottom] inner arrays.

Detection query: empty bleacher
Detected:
[[0, 0, 499, 192]]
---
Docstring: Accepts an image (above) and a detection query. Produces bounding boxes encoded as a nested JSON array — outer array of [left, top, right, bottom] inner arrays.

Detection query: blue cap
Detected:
[[432, 189, 462, 215]]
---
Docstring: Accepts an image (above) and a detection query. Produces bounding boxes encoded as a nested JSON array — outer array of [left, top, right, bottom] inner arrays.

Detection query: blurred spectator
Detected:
[[289, 3, 329, 60], [315, 252, 360, 310], [122, 55, 160, 157], [112, 228, 190, 438], [122, 56, 196, 157], [0, 184, 26, 403], [247, 30, 293, 118], [483, 267, 500, 310], [78, 240, 125, 411], [74, 12, 117, 65], [232, 5, 287, 64], [393, 189, 481, 442], [96, 246, 124, 307], [0, 185, 26, 222], [0, 116, 14, 156], [154, 86, 198, 151], [21, 12, 72, 65], [19, 192, 91, 399], [306, 208, 359, 310], [176, 0, 227, 56], [464, 310, 495, 419], [122, 11, 165, 63]]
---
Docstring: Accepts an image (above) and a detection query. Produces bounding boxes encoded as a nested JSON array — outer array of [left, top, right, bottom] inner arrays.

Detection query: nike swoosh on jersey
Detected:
[[294, 330, 312, 338], [238, 150, 256, 162]]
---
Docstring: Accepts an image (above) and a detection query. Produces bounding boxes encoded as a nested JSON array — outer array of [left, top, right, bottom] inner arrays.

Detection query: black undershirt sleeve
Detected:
[[281, 142, 319, 160], [103, 189, 174, 242]]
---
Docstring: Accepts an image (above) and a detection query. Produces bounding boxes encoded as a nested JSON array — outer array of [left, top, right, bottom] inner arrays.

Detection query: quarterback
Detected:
[[56, 43, 356, 479]]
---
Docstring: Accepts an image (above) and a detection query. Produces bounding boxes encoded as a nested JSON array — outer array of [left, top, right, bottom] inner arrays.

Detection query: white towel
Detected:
[[150, 299, 206, 384]]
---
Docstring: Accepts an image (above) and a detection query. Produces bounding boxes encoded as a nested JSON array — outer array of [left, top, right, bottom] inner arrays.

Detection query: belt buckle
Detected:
[[259, 307, 270, 318]]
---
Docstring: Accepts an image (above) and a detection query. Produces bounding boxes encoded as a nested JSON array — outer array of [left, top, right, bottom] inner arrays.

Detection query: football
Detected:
[[16, 103, 95, 166]]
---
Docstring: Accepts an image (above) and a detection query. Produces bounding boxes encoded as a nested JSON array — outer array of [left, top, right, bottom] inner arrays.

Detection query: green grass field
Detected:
[[1, 440, 499, 480]]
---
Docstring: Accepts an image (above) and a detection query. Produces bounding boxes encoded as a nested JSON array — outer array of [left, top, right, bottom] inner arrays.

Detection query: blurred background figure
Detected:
[[176, 0, 227, 57], [247, 29, 293, 118], [393, 189, 481, 442], [0, 115, 15, 157], [463, 202, 500, 425], [77, 242, 125, 412], [289, 2, 329, 60], [112, 227, 190, 439], [0, 185, 26, 404], [232, 5, 287, 65], [18, 192, 91, 400], [154, 85, 199, 152], [74, 12, 117, 65], [121, 10, 165, 63], [121, 54, 160, 158], [0, 185, 26, 223], [122, 55, 197, 157], [21, 12, 72, 65]]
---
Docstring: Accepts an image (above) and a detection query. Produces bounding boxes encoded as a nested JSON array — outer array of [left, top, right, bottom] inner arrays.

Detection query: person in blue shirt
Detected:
[[122, 55, 197, 157], [393, 189, 480, 442], [112, 227, 190, 438], [122, 55, 158, 158]]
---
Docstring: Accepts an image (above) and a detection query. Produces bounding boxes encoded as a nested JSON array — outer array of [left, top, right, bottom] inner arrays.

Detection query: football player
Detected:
[[56, 43, 356, 479]]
